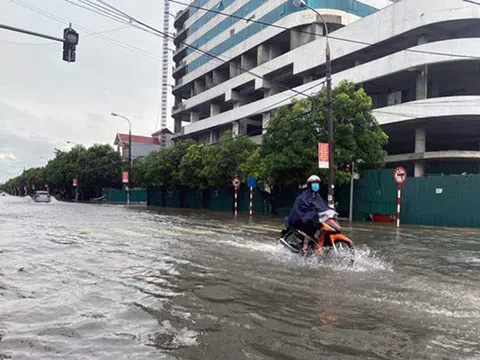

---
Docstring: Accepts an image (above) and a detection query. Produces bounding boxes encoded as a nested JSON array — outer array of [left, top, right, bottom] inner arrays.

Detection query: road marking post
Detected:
[[247, 177, 257, 218], [396, 186, 402, 228], [234, 187, 238, 217], [232, 176, 241, 217], [393, 167, 407, 228], [249, 187, 253, 217]]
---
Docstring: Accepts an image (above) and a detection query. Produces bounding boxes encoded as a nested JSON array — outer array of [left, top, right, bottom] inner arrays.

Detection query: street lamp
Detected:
[[293, 0, 335, 207], [111, 112, 132, 206]]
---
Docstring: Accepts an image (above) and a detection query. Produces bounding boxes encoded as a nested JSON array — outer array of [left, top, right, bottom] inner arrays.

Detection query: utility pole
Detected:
[[326, 45, 334, 207], [128, 126, 132, 206], [111, 112, 132, 206], [293, 0, 335, 207]]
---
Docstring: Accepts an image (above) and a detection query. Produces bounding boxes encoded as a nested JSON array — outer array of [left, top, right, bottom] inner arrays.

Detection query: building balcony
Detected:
[[174, 8, 189, 30], [174, 27, 187, 47], [173, 44, 188, 62]]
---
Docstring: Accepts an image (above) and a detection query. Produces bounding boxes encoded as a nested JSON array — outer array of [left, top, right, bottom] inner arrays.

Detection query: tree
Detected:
[[262, 80, 388, 190], [134, 139, 196, 188], [202, 131, 257, 187], [78, 144, 122, 197], [178, 143, 211, 189]]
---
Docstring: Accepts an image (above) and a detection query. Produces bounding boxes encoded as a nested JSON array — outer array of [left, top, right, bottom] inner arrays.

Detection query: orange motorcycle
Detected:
[[280, 210, 355, 264]]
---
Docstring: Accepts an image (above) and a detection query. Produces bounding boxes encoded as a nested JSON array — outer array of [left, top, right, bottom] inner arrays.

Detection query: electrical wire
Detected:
[[64, 0, 279, 75], [9, 0, 164, 61], [171, 0, 480, 62], [180, 80, 328, 147], [59, 0, 317, 98]]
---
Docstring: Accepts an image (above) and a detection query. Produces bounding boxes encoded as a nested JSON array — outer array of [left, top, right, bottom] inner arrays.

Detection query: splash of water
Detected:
[[212, 236, 392, 273]]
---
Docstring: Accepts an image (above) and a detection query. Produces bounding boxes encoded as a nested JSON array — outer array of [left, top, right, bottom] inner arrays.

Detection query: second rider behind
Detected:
[[287, 175, 330, 254]]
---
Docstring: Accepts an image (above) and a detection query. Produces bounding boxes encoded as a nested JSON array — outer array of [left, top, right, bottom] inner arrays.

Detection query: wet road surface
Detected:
[[1, 195, 480, 359]]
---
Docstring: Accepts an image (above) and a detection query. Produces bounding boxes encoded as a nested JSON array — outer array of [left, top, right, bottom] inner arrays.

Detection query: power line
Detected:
[[183, 80, 329, 147], [9, 0, 164, 61], [64, 0, 279, 75], [170, 0, 480, 62], [71, 0, 316, 98], [65, 0, 130, 24]]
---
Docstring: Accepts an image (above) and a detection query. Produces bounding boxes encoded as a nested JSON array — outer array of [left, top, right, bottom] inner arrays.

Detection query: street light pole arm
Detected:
[[111, 112, 131, 131], [119, 115, 132, 130]]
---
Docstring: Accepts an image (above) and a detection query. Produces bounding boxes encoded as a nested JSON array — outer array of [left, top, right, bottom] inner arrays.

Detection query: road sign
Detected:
[[318, 143, 329, 169], [72, 178, 78, 187], [122, 171, 129, 184], [232, 176, 241, 188], [247, 176, 257, 188], [393, 167, 407, 185]]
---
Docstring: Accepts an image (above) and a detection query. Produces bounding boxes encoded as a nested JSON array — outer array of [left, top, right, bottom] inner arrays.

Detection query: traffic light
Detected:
[[63, 27, 79, 63]]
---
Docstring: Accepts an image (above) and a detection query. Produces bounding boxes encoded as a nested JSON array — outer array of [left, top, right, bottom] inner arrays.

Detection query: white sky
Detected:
[[0, 0, 182, 182]]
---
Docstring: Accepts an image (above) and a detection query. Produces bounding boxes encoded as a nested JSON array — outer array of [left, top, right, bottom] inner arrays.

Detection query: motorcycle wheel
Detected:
[[280, 231, 304, 254], [325, 240, 355, 266]]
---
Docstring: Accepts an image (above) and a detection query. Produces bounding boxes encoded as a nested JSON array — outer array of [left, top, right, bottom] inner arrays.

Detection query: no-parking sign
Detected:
[[393, 167, 407, 186]]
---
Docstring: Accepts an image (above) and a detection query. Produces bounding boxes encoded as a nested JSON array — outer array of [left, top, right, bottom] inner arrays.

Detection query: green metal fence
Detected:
[[147, 186, 270, 214], [102, 188, 147, 203], [401, 175, 480, 228], [337, 169, 480, 228]]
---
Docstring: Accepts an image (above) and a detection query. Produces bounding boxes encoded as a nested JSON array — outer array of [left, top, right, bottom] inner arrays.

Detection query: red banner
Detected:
[[122, 171, 129, 183], [72, 178, 78, 187], [318, 143, 329, 169]]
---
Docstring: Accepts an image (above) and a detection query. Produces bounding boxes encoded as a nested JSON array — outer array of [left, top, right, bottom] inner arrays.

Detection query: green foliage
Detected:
[[78, 144, 122, 190], [202, 131, 257, 187], [240, 147, 264, 179], [2, 81, 387, 203], [2, 144, 121, 198], [178, 143, 211, 189], [262, 80, 388, 190], [133, 139, 195, 188], [261, 99, 319, 189]]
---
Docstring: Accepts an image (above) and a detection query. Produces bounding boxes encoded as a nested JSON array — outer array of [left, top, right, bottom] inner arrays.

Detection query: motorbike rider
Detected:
[[287, 175, 331, 255]]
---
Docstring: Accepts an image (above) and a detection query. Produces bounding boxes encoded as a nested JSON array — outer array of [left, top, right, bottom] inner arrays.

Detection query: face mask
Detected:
[[311, 183, 320, 192]]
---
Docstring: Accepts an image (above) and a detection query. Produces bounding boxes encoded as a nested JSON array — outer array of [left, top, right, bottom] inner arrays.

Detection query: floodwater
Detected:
[[1, 195, 480, 360]]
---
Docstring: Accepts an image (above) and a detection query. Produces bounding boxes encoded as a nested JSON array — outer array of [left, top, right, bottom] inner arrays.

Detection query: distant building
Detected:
[[114, 133, 161, 161], [151, 128, 174, 149], [114, 128, 174, 161]]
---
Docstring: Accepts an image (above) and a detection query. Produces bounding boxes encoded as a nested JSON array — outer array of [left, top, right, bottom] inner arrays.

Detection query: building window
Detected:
[[230, 28, 235, 37]]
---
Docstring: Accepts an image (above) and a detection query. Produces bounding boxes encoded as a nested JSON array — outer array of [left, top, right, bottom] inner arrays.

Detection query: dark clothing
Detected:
[[287, 189, 330, 237]]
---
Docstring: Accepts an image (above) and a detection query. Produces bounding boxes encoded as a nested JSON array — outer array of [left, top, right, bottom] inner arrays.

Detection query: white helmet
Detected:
[[307, 175, 321, 184]]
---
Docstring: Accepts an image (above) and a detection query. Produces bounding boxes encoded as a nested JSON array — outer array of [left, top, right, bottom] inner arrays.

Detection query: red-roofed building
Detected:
[[114, 133, 161, 161], [151, 128, 173, 148], [113, 129, 173, 161]]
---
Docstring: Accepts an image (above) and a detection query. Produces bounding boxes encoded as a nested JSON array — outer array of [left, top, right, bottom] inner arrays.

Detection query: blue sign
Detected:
[[247, 177, 257, 188]]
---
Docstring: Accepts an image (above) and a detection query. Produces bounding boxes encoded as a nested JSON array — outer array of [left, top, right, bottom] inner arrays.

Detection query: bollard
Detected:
[[249, 187, 253, 217]]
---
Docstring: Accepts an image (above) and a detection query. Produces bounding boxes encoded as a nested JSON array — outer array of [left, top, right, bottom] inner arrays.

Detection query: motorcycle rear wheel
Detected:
[[281, 231, 304, 254]]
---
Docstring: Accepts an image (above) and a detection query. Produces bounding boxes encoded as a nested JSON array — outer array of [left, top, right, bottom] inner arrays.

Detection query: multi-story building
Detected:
[[172, 0, 480, 177]]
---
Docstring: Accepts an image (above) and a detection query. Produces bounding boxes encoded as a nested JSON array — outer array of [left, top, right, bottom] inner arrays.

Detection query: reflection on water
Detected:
[[0, 195, 480, 359]]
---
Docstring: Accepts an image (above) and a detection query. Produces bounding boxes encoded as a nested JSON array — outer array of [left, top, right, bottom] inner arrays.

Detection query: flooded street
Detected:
[[1, 195, 480, 359]]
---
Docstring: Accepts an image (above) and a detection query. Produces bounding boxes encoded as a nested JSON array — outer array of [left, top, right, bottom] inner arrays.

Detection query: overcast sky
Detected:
[[0, 0, 182, 183]]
